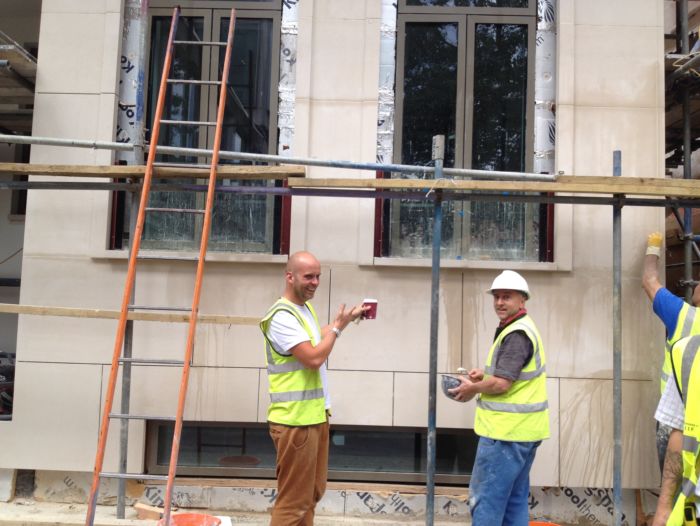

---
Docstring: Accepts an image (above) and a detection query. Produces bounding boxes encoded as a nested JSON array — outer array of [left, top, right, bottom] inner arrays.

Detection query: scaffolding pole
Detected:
[[612, 151, 623, 526], [0, 134, 556, 182], [115, 0, 149, 517], [677, 0, 695, 303], [425, 135, 445, 526]]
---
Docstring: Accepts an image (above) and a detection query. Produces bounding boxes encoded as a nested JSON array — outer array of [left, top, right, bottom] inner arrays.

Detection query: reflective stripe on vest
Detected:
[[662, 304, 700, 394], [667, 335, 700, 525], [477, 399, 549, 413], [260, 298, 326, 426], [474, 315, 549, 442], [269, 388, 325, 403]]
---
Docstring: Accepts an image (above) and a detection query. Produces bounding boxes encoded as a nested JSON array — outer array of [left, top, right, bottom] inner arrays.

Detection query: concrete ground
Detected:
[[0, 499, 464, 526]]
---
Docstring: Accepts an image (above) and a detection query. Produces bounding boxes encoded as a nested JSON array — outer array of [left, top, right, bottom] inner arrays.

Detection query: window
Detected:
[[113, 2, 286, 253], [10, 144, 30, 218], [381, 3, 547, 261], [10, 175, 27, 217], [405, 0, 529, 6], [147, 421, 478, 484]]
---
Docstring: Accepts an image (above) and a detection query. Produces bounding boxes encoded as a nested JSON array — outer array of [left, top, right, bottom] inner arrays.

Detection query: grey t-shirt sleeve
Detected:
[[492, 331, 534, 381]]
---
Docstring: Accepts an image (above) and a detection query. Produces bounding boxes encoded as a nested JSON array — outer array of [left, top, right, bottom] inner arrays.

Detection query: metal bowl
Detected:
[[441, 374, 462, 399]]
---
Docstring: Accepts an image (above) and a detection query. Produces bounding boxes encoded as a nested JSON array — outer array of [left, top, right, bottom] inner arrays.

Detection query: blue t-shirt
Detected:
[[652, 287, 685, 337]]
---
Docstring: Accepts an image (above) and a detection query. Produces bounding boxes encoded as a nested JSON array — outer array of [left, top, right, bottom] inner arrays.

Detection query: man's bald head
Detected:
[[286, 251, 319, 274], [284, 251, 321, 305]]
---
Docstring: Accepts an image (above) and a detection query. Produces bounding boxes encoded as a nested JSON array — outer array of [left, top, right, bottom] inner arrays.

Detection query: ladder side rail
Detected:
[[161, 9, 237, 525], [85, 7, 181, 526]]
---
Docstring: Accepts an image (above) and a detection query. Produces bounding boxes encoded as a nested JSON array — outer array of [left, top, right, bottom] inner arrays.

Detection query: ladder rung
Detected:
[[128, 305, 193, 312], [167, 79, 220, 85], [137, 255, 200, 262], [110, 413, 176, 421], [173, 40, 227, 47], [119, 358, 185, 366], [145, 207, 206, 214], [100, 472, 169, 481], [160, 119, 217, 127]]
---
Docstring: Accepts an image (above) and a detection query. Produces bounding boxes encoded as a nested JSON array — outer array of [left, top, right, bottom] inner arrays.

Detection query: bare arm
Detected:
[[652, 428, 683, 526], [643, 232, 664, 302], [643, 253, 663, 303], [290, 303, 366, 369]]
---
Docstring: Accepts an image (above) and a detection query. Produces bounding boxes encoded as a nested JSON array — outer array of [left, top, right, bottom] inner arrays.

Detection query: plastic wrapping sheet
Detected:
[[377, 88, 395, 165], [534, 0, 556, 174], [535, 30, 556, 103], [376, 0, 398, 163], [116, 0, 148, 164], [277, 1, 298, 156]]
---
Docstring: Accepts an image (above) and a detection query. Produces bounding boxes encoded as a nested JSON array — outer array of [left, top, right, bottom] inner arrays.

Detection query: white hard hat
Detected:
[[487, 270, 530, 299]]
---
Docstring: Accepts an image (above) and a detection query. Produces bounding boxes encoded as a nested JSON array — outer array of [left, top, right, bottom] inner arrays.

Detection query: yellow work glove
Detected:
[[646, 232, 663, 257]]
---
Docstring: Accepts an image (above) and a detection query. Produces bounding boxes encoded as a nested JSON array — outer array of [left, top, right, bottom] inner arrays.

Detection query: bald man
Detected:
[[260, 251, 366, 525]]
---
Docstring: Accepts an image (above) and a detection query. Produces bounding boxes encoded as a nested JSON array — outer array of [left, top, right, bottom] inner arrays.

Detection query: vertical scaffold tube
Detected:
[[426, 135, 445, 526]]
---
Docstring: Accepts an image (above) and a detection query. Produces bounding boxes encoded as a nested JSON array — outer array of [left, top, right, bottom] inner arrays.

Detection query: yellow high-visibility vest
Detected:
[[667, 335, 700, 526], [260, 298, 326, 426], [474, 315, 549, 442], [661, 303, 700, 395]]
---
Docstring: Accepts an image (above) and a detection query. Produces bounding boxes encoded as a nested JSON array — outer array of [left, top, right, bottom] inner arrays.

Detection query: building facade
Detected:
[[0, 0, 665, 507]]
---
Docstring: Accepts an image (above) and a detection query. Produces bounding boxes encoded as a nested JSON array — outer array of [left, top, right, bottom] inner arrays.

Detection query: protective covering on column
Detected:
[[534, 0, 556, 175], [116, 0, 149, 164], [278, 0, 298, 156]]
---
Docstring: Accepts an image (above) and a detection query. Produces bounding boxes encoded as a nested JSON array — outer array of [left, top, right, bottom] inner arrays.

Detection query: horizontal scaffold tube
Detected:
[[0, 133, 556, 182]]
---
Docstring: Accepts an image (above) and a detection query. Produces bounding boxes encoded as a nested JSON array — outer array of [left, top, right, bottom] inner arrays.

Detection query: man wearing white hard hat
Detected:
[[448, 270, 549, 526]]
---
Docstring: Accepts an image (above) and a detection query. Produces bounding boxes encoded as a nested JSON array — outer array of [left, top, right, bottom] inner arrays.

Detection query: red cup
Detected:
[[362, 298, 378, 319]]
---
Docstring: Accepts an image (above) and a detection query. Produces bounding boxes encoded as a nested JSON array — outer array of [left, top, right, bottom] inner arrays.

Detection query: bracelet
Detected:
[[331, 327, 341, 338]]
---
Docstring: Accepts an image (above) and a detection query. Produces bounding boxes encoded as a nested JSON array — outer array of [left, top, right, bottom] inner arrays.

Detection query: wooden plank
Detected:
[[0, 162, 306, 180], [0, 303, 259, 325], [3, 161, 700, 197], [0, 45, 37, 79], [133, 503, 164, 520], [287, 175, 700, 198]]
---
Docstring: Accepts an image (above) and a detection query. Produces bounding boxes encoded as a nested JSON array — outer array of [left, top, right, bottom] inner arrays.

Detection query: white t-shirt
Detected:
[[655, 378, 700, 507], [267, 303, 331, 410]]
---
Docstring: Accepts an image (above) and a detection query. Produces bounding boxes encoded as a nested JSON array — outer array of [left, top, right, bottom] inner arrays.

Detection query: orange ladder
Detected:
[[85, 7, 237, 526]]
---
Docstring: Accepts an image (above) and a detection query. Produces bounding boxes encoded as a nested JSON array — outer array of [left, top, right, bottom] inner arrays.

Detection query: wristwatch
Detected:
[[331, 327, 341, 338]]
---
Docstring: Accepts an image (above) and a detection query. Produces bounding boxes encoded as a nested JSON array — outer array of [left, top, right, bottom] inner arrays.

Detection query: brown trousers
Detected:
[[268, 419, 329, 526]]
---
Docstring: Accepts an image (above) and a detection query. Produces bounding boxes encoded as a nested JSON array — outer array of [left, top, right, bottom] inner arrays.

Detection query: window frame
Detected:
[[380, 9, 545, 262], [149, 0, 282, 10], [464, 15, 536, 172], [110, 3, 286, 254], [397, 0, 536, 17], [393, 14, 468, 172], [145, 420, 477, 485]]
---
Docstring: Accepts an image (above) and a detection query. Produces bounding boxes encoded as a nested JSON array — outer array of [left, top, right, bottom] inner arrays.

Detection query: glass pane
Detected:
[[406, 0, 528, 6], [472, 23, 527, 172], [154, 423, 477, 480], [389, 22, 458, 258], [156, 424, 277, 468], [0, 351, 14, 421], [470, 23, 537, 261], [329, 428, 476, 477], [401, 22, 457, 167], [211, 17, 275, 253], [142, 16, 205, 250]]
